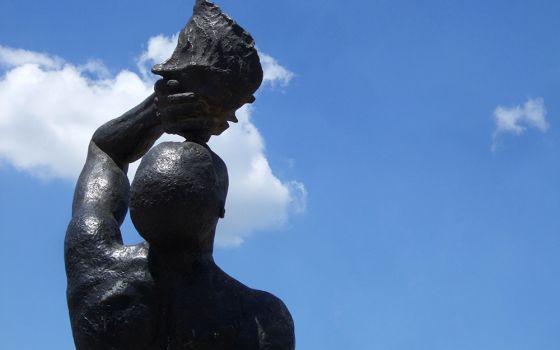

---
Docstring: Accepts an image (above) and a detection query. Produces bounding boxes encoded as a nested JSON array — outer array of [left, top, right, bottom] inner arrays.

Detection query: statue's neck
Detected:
[[148, 245, 216, 278]]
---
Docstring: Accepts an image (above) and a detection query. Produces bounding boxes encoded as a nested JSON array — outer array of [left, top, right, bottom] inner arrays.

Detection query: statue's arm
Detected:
[[90, 93, 163, 170], [65, 94, 162, 265]]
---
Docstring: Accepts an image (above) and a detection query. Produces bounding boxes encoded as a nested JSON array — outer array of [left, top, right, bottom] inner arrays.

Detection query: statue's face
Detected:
[[153, 65, 254, 139], [156, 65, 252, 115]]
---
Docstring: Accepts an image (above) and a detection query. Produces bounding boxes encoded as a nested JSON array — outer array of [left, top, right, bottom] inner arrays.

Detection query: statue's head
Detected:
[[130, 141, 228, 252], [152, 0, 263, 113]]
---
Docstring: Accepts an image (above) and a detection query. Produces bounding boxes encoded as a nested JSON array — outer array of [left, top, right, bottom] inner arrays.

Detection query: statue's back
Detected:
[[66, 241, 294, 350]]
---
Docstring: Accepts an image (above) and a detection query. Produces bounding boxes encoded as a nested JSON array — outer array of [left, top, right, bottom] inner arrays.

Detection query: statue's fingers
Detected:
[[155, 93, 198, 110], [154, 79, 167, 93], [164, 117, 214, 130], [164, 92, 197, 105], [166, 80, 181, 92], [160, 105, 198, 119], [154, 79, 181, 94]]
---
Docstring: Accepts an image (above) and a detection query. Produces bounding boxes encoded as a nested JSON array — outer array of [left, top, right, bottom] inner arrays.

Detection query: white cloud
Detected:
[[492, 97, 549, 151], [0, 48, 151, 179], [208, 106, 307, 246], [136, 34, 179, 79], [0, 36, 305, 247], [260, 53, 294, 88], [0, 46, 63, 69]]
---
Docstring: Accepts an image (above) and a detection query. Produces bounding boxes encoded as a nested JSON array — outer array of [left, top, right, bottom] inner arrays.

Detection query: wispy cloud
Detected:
[[492, 97, 549, 151], [0, 46, 64, 69], [0, 36, 305, 247], [260, 53, 295, 88]]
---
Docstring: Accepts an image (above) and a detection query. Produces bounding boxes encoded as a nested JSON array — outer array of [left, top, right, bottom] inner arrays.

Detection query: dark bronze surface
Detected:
[[152, 0, 263, 142], [64, 1, 294, 349]]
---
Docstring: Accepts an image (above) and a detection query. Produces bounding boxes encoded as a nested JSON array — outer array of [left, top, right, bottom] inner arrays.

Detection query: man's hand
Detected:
[[154, 79, 233, 142]]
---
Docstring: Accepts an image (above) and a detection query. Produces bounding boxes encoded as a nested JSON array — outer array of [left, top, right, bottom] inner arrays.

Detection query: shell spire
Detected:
[[152, 0, 263, 104]]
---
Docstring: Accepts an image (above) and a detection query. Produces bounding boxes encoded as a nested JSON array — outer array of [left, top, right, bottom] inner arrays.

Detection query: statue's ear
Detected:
[[219, 200, 226, 219]]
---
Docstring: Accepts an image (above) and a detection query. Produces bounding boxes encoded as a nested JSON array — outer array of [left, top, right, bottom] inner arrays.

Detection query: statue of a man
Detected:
[[64, 1, 295, 349]]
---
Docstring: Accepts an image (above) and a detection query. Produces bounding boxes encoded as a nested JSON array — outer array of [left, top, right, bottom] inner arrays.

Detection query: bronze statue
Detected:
[[64, 1, 295, 349]]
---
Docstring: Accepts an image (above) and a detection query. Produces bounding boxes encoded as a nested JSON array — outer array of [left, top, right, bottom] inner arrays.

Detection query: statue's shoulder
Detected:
[[65, 209, 149, 275], [244, 289, 296, 350], [249, 289, 291, 314]]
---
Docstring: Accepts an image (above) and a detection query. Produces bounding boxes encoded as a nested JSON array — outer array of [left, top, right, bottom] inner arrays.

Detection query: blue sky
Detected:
[[1, 0, 560, 349]]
